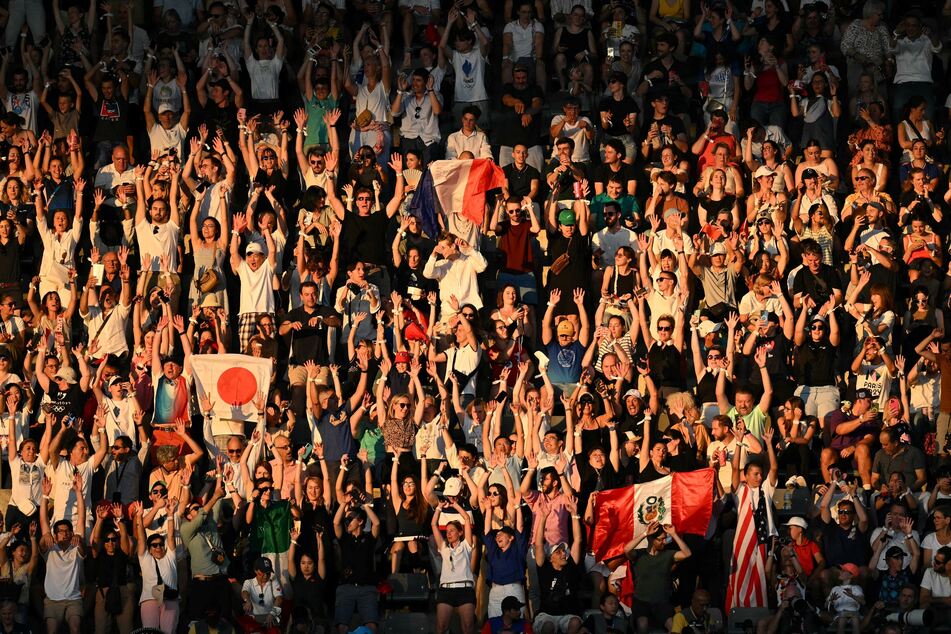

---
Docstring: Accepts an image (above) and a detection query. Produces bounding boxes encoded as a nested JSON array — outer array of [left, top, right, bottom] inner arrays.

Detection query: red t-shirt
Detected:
[[754, 65, 783, 103], [793, 538, 821, 576]]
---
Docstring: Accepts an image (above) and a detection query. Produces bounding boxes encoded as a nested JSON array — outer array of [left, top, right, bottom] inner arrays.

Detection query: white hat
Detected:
[[697, 320, 722, 338], [710, 242, 727, 256], [443, 477, 462, 497], [754, 166, 775, 179], [157, 103, 174, 115], [246, 242, 265, 256], [785, 516, 808, 529]]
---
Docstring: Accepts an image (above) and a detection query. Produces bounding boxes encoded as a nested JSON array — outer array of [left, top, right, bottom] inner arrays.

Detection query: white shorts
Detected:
[[534, 613, 581, 632]]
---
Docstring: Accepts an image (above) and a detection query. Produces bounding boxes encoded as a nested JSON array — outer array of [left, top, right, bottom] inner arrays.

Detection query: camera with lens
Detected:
[[886, 609, 933, 627]]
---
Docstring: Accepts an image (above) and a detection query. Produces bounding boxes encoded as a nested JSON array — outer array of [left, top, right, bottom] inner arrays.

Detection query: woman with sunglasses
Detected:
[[388, 447, 431, 573], [432, 497, 477, 634], [90, 502, 132, 633], [745, 166, 788, 228], [851, 140, 888, 192], [842, 167, 894, 222], [134, 500, 179, 633], [792, 203, 837, 266], [903, 287, 944, 357], [690, 312, 738, 426], [844, 271, 896, 353], [792, 296, 841, 421]]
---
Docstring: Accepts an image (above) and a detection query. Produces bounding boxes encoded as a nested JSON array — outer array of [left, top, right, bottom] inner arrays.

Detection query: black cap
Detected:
[[501, 596, 524, 612], [802, 168, 819, 180]]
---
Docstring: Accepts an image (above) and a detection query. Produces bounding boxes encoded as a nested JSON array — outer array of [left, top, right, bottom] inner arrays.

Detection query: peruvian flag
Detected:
[[588, 469, 715, 562], [409, 159, 505, 237], [191, 354, 273, 428]]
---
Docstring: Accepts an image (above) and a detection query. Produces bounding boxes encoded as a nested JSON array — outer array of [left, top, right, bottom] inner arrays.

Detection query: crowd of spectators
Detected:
[[0, 0, 948, 633]]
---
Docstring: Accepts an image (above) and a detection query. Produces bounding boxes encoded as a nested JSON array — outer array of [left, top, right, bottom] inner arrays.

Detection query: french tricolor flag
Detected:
[[409, 158, 505, 237]]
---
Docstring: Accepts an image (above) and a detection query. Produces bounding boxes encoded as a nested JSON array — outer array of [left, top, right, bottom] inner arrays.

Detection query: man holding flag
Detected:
[[727, 425, 779, 611]]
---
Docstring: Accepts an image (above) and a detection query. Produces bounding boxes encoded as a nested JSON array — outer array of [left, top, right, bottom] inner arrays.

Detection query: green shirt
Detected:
[[250, 500, 292, 554], [304, 95, 337, 147], [358, 423, 386, 465], [727, 405, 769, 441], [180, 508, 228, 576], [590, 193, 640, 230]]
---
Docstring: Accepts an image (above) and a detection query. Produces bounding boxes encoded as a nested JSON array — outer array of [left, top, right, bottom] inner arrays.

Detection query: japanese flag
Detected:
[[191, 354, 272, 428]]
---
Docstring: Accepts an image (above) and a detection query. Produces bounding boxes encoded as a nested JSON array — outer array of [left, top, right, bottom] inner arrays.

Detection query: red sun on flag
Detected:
[[216, 367, 258, 406]]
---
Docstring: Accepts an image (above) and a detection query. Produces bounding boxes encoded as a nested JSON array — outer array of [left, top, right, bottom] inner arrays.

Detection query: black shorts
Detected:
[[436, 586, 476, 608], [631, 598, 673, 625]]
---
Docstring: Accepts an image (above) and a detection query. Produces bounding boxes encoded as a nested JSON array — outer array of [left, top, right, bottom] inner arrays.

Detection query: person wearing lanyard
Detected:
[[432, 499, 477, 634]]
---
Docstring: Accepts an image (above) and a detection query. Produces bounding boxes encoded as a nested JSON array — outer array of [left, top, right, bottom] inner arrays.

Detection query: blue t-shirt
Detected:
[[546, 340, 585, 384], [313, 403, 356, 461]]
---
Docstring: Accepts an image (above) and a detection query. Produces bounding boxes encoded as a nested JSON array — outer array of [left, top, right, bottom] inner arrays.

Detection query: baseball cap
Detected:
[[710, 242, 727, 256], [623, 388, 643, 401], [785, 516, 808, 529], [246, 242, 265, 256], [697, 320, 722, 337], [501, 596, 524, 612], [556, 320, 575, 337], [442, 477, 462, 497], [558, 209, 576, 226], [253, 556, 274, 574], [753, 166, 775, 179], [663, 207, 681, 219], [53, 367, 78, 384], [157, 103, 174, 115], [839, 563, 859, 578], [394, 351, 411, 364], [854, 388, 873, 401], [802, 168, 819, 180], [885, 546, 905, 559]]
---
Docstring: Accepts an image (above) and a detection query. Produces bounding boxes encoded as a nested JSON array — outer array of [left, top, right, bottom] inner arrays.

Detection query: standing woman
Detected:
[[698, 169, 740, 228], [897, 96, 935, 163], [745, 36, 789, 129], [134, 501, 179, 634], [34, 177, 84, 303], [789, 72, 840, 157], [432, 499, 477, 634], [840, 0, 891, 94], [792, 203, 837, 266], [90, 503, 133, 634], [187, 189, 229, 313], [388, 449, 431, 573], [344, 51, 393, 162]]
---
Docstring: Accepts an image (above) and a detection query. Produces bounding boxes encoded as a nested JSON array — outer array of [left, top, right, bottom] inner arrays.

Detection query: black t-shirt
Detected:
[[795, 339, 836, 386], [593, 162, 637, 191], [46, 383, 87, 424], [792, 264, 842, 306], [750, 330, 791, 385], [503, 163, 541, 199], [545, 230, 590, 306], [598, 94, 640, 137], [93, 551, 130, 587], [537, 559, 582, 616], [647, 343, 685, 389], [544, 159, 588, 201], [343, 212, 390, 266], [203, 102, 238, 147], [281, 304, 341, 365], [499, 83, 545, 146], [291, 574, 325, 616], [0, 238, 19, 284], [639, 58, 691, 112], [338, 531, 377, 585], [92, 97, 129, 143]]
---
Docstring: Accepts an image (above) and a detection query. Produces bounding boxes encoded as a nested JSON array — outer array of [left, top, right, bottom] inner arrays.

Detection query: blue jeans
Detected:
[[750, 100, 787, 129], [794, 384, 840, 421]]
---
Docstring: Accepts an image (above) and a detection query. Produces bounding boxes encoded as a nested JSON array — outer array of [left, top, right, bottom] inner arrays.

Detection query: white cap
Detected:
[[785, 516, 808, 529]]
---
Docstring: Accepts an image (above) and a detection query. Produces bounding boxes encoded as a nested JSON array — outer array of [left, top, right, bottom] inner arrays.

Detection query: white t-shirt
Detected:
[[450, 49, 488, 103], [592, 226, 638, 268], [238, 260, 276, 315], [148, 121, 187, 157], [503, 20, 544, 60], [4, 91, 38, 134], [922, 568, 951, 598], [52, 458, 96, 528], [135, 220, 180, 272], [44, 543, 83, 601], [8, 454, 43, 514], [83, 303, 131, 358], [102, 396, 137, 448], [241, 578, 283, 617], [245, 55, 284, 101], [439, 540, 475, 584], [855, 362, 893, 412], [549, 115, 593, 163], [139, 548, 178, 603]]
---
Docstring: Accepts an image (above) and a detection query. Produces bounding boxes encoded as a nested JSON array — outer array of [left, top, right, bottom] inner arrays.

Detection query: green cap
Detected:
[[557, 209, 576, 226]]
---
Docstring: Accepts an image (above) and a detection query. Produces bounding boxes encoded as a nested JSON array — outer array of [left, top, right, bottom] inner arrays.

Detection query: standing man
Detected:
[[391, 69, 442, 166], [423, 232, 487, 319], [498, 65, 545, 171]]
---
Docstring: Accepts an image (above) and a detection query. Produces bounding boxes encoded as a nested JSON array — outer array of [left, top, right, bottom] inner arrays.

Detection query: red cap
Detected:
[[394, 351, 411, 364]]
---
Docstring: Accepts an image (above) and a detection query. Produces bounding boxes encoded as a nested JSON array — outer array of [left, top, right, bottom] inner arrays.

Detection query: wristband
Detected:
[[571, 514, 581, 519], [547, 302, 556, 307], [257, 411, 265, 416]]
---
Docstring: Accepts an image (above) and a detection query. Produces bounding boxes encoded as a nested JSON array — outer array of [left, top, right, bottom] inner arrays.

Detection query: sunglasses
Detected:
[[657, 325, 673, 332], [810, 325, 825, 331], [149, 542, 165, 549], [104, 537, 119, 543], [414, 106, 421, 119], [488, 491, 501, 497], [837, 508, 852, 515], [855, 176, 869, 181], [707, 354, 722, 360], [151, 488, 167, 496], [394, 402, 409, 409], [258, 486, 273, 493], [227, 449, 242, 455], [356, 196, 372, 201]]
